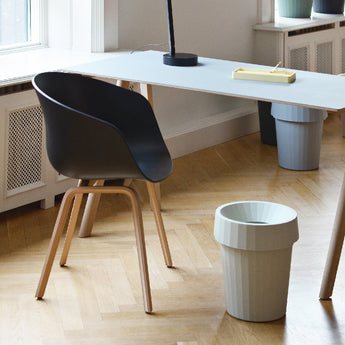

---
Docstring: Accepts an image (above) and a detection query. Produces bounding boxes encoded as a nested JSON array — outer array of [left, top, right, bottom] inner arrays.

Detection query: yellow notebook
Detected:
[[232, 68, 296, 83]]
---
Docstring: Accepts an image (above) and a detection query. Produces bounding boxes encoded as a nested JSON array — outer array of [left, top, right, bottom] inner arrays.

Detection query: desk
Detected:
[[66, 50, 345, 300], [68, 50, 345, 111]]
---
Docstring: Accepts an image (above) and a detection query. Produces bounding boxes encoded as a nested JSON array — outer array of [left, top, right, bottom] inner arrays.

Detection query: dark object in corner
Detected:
[[258, 101, 277, 146], [313, 0, 344, 14]]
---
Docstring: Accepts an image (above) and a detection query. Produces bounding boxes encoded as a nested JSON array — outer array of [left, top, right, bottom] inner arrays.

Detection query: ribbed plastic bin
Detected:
[[271, 104, 328, 171], [214, 201, 299, 322]]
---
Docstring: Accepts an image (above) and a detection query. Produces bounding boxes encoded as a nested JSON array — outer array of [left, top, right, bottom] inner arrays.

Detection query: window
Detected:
[[0, 0, 40, 50]]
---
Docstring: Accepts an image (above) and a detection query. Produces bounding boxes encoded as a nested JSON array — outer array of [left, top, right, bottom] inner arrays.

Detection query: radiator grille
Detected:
[[316, 42, 333, 74], [0, 82, 33, 96], [289, 47, 309, 71], [6, 105, 44, 191], [288, 23, 335, 37]]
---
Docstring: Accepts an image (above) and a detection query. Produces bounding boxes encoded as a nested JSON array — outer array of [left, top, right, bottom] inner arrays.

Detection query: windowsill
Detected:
[[0, 47, 128, 88], [0, 42, 43, 55], [254, 13, 345, 32]]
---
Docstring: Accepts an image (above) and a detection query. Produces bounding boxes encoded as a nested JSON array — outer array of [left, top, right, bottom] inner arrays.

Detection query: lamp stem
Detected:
[[165, 0, 175, 56], [163, 0, 198, 66]]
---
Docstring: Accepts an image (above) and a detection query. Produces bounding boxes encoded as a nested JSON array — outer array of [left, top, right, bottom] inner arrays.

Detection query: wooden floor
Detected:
[[1, 114, 345, 345]]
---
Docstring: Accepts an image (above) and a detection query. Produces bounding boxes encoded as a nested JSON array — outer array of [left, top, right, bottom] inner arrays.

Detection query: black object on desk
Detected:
[[163, 0, 198, 66]]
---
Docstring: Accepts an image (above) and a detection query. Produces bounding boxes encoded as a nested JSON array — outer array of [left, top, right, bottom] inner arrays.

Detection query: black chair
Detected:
[[32, 71, 173, 313]]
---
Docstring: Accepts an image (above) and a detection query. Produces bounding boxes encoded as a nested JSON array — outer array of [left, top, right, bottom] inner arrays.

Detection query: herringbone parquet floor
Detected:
[[1, 115, 345, 344]]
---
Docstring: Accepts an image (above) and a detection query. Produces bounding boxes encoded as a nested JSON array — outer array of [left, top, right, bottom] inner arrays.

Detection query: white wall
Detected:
[[118, 0, 257, 61], [117, 0, 259, 157], [71, 0, 92, 51], [47, 0, 92, 51], [47, 0, 72, 49]]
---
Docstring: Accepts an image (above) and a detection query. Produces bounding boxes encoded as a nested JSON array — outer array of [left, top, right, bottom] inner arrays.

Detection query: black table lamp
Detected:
[[163, 0, 198, 66]]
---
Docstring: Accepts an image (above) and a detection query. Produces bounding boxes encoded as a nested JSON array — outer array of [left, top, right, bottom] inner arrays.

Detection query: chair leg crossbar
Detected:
[[35, 182, 172, 314]]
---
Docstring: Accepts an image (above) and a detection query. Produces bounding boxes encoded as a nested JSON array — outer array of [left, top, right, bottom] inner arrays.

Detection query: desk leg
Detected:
[[327, 110, 345, 138], [78, 80, 131, 238], [139, 83, 161, 209], [117, 79, 130, 89], [78, 180, 104, 238], [320, 172, 345, 299], [140, 83, 153, 107]]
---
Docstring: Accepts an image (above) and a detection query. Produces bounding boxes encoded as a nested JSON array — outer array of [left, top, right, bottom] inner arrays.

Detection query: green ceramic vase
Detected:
[[277, 0, 313, 18]]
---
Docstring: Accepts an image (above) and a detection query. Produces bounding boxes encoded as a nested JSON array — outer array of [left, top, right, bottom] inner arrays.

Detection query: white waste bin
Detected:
[[214, 201, 299, 322], [271, 103, 327, 171]]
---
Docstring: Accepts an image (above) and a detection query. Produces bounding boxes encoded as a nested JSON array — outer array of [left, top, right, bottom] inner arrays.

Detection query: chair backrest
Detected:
[[32, 72, 171, 182]]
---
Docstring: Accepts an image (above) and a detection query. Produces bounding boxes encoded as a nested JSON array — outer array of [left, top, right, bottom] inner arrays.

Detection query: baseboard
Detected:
[[164, 104, 259, 159]]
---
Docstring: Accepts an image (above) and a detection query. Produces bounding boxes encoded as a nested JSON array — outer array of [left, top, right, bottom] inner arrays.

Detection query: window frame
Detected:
[[0, 0, 47, 54], [257, 0, 275, 24]]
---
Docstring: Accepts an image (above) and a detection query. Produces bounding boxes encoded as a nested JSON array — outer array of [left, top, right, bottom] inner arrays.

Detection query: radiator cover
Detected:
[[0, 89, 77, 212]]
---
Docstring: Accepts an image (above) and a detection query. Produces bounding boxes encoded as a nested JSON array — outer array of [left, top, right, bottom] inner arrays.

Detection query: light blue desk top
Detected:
[[66, 50, 345, 112]]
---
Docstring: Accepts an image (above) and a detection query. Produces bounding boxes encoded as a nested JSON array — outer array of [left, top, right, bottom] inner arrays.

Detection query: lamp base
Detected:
[[163, 52, 198, 66]]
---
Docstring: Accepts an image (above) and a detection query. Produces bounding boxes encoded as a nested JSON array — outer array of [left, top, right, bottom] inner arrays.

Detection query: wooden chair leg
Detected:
[[60, 194, 84, 266], [36, 184, 152, 312], [78, 180, 105, 238], [35, 188, 76, 298], [126, 187, 152, 313], [320, 172, 345, 299], [146, 181, 173, 268], [59, 180, 83, 266], [151, 182, 161, 210]]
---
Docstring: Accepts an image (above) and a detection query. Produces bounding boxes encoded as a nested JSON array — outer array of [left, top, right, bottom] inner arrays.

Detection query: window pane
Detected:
[[0, 0, 30, 46]]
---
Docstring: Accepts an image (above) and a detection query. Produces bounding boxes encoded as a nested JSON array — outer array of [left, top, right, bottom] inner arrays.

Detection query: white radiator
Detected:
[[254, 17, 345, 74], [0, 89, 76, 212]]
